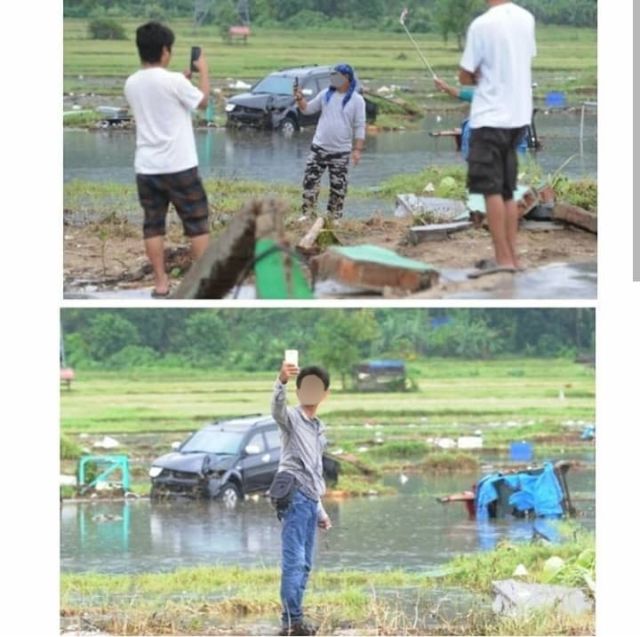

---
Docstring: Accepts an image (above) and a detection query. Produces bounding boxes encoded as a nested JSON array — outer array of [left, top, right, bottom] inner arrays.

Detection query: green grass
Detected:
[[64, 20, 596, 100], [60, 358, 594, 435], [61, 532, 595, 635], [444, 526, 595, 594]]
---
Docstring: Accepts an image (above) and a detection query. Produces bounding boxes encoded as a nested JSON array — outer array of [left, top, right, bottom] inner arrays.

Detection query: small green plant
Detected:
[[61, 435, 83, 460], [88, 18, 126, 40]]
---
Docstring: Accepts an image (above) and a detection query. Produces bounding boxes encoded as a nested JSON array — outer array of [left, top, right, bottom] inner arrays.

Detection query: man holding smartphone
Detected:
[[272, 359, 332, 636], [294, 64, 366, 221], [124, 22, 211, 297]]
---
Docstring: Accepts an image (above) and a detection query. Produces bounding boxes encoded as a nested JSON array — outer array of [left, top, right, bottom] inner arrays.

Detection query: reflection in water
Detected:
[[61, 469, 594, 575], [64, 111, 596, 188]]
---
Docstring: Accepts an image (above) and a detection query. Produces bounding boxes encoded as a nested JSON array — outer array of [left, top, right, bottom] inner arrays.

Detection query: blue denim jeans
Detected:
[[280, 490, 318, 627]]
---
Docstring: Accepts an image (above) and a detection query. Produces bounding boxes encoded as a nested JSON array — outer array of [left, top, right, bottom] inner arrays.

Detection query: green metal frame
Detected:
[[77, 455, 131, 493]]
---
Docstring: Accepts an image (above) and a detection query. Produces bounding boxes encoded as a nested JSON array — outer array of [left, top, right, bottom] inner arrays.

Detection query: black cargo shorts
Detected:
[[466, 126, 528, 201], [136, 166, 209, 239]]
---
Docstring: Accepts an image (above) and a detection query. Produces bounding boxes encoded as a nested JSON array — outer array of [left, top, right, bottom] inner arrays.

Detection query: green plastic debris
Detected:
[[329, 245, 436, 272], [254, 238, 314, 299]]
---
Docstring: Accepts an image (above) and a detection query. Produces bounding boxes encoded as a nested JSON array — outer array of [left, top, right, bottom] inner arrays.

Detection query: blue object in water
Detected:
[[475, 462, 565, 519], [581, 425, 595, 441], [510, 441, 534, 462], [545, 91, 567, 108]]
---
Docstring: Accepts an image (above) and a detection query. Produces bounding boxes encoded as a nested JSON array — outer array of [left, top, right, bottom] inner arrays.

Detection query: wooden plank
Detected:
[[172, 199, 265, 299], [552, 203, 597, 234], [297, 218, 325, 253], [407, 221, 473, 244]]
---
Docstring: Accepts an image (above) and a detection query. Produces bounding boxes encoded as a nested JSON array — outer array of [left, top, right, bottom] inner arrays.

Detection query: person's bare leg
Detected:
[[504, 198, 521, 269], [145, 236, 170, 294], [190, 233, 209, 261], [485, 194, 516, 268]]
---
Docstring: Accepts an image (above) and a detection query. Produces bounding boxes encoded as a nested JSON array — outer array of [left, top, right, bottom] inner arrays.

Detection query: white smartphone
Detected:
[[285, 349, 299, 367]]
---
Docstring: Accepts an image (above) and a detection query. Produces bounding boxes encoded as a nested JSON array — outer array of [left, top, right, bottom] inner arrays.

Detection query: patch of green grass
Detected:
[[375, 165, 468, 200], [422, 452, 479, 473], [61, 435, 83, 460], [60, 359, 595, 435], [63, 110, 103, 127], [444, 527, 595, 594], [63, 19, 596, 100]]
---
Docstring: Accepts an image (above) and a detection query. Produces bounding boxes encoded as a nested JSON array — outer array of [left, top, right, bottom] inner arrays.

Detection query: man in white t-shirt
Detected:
[[124, 22, 211, 297], [459, 1, 536, 273]]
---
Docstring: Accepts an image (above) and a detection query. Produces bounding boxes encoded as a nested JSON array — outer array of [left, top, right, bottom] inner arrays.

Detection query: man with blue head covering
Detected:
[[294, 64, 366, 221]]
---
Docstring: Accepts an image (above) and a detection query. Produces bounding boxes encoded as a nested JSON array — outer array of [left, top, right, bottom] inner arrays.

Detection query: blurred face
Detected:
[[330, 72, 350, 91], [296, 375, 329, 407]]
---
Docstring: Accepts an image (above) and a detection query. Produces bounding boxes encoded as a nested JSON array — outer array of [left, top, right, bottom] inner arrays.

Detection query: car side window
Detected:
[[264, 428, 281, 450], [246, 432, 266, 454], [316, 75, 331, 91], [302, 78, 319, 97]]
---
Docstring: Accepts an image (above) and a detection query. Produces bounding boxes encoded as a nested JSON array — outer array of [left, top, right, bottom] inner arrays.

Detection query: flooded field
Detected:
[[61, 466, 594, 575], [64, 110, 596, 188]]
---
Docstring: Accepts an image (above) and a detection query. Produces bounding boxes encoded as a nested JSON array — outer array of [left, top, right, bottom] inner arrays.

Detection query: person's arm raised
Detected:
[[272, 362, 299, 431]]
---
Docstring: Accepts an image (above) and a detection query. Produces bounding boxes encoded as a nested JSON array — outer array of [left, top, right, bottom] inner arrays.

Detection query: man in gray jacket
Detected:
[[294, 64, 366, 220], [272, 361, 332, 636]]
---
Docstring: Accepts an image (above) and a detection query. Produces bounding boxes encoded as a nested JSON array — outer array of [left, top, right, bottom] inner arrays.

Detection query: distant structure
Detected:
[[237, 0, 251, 26], [194, 0, 214, 28]]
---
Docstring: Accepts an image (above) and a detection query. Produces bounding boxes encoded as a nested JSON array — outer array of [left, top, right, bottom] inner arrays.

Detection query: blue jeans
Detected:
[[280, 490, 318, 626]]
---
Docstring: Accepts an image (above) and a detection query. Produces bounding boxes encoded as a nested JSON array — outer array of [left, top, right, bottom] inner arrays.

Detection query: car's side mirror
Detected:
[[244, 444, 261, 456], [171, 441, 181, 451]]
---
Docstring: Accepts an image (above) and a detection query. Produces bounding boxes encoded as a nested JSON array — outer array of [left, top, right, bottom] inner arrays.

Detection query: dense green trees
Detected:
[[64, 1, 597, 30], [61, 309, 595, 372]]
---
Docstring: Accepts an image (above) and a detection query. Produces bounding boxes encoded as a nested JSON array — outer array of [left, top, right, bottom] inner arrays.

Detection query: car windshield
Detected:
[[180, 429, 245, 455], [252, 75, 294, 96]]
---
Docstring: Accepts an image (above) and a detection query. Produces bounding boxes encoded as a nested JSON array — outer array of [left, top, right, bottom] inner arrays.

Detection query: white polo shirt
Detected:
[[460, 2, 536, 129], [124, 67, 204, 174]]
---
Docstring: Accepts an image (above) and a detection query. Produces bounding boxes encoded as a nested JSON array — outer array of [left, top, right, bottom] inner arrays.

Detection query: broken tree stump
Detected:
[[311, 245, 439, 293], [406, 221, 473, 244], [173, 198, 290, 299], [552, 202, 597, 234]]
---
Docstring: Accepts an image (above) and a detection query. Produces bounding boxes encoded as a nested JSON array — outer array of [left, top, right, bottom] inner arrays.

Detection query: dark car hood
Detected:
[[228, 92, 294, 110], [153, 452, 237, 474]]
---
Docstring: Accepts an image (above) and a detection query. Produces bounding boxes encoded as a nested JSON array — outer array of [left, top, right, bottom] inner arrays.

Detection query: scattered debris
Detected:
[[553, 202, 597, 234], [93, 436, 120, 450], [512, 564, 529, 578], [457, 436, 483, 450], [60, 475, 77, 487], [543, 556, 566, 577], [312, 245, 439, 294], [174, 198, 312, 299], [229, 80, 251, 90], [407, 221, 474, 244], [395, 195, 467, 221], [435, 438, 457, 450], [491, 579, 593, 617]]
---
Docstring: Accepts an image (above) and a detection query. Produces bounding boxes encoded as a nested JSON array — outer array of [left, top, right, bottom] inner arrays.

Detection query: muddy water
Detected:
[[60, 466, 594, 574], [64, 111, 596, 188]]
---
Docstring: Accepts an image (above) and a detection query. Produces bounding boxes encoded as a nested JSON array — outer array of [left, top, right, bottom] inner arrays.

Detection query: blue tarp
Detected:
[[475, 463, 565, 519]]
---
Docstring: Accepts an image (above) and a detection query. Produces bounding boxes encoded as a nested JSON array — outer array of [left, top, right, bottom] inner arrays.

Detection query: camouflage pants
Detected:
[[301, 145, 351, 219]]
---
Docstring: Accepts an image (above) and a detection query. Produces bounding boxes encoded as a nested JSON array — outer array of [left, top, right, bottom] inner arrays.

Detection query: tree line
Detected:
[[61, 309, 595, 383], [64, 0, 597, 33]]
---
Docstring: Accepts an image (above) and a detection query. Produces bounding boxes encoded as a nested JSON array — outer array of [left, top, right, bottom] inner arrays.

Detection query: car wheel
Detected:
[[280, 116, 297, 137], [219, 483, 241, 509]]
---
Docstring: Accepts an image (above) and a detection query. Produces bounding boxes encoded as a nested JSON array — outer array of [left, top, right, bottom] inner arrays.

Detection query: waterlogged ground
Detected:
[[61, 466, 594, 575], [64, 111, 596, 189]]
